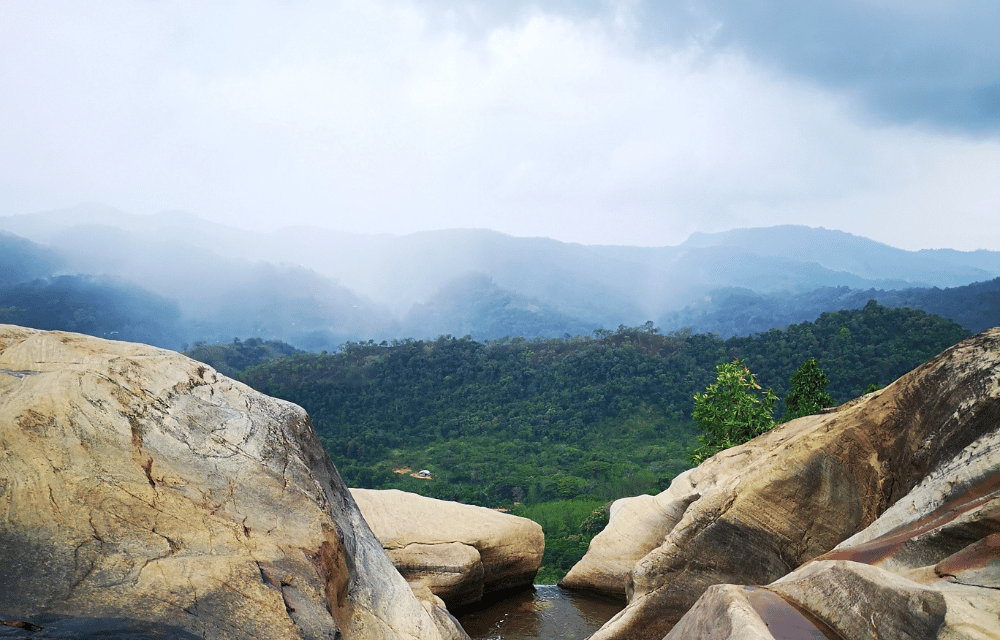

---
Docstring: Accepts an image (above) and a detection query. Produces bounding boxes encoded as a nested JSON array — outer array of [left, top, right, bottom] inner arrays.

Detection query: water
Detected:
[[457, 585, 624, 640]]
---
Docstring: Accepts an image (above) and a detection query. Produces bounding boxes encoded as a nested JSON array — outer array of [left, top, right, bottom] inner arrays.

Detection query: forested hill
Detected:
[[233, 302, 969, 507], [660, 277, 1000, 338]]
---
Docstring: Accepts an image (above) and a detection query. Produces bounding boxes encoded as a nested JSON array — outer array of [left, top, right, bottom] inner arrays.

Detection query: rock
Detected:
[[0, 325, 464, 640], [560, 489, 697, 601], [351, 489, 544, 608], [771, 560, 948, 639], [388, 543, 484, 606], [0, 614, 203, 639], [577, 327, 1000, 640], [662, 585, 810, 640], [669, 423, 1000, 639], [407, 584, 468, 640]]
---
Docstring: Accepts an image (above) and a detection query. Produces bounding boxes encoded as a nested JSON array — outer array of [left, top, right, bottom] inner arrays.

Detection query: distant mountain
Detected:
[[0, 231, 64, 286], [183, 337, 304, 377], [0, 274, 184, 348], [660, 278, 1000, 338], [0, 211, 395, 350], [2, 206, 999, 346], [678, 226, 997, 288], [401, 273, 596, 340]]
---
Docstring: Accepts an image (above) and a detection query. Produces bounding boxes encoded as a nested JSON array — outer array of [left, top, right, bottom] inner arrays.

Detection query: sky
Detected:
[[1, 0, 999, 250]]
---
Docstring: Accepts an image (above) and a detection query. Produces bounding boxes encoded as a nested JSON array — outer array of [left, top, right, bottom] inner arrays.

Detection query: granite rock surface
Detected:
[[0, 325, 466, 640]]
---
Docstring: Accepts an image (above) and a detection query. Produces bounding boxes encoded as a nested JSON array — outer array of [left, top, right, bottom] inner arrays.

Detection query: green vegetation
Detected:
[[197, 301, 970, 583], [184, 337, 303, 377], [512, 499, 610, 584], [0, 275, 184, 348], [690, 360, 776, 464], [660, 278, 1000, 338], [239, 324, 710, 506], [784, 357, 834, 420]]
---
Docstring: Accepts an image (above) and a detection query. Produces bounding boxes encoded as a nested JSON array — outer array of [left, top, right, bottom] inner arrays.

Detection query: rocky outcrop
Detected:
[[0, 325, 466, 640], [570, 327, 1000, 640], [666, 428, 1000, 639], [559, 479, 699, 601], [351, 489, 544, 608]]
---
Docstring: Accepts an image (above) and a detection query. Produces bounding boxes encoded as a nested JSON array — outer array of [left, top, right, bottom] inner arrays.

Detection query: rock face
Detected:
[[568, 327, 1000, 640], [559, 480, 699, 601], [0, 325, 466, 640], [351, 489, 544, 608], [667, 429, 1000, 639]]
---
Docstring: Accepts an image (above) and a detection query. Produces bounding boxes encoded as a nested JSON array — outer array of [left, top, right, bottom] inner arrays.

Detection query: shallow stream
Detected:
[[457, 585, 623, 640]]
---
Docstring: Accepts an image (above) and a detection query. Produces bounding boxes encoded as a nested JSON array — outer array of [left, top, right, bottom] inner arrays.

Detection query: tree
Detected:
[[689, 360, 776, 463], [784, 357, 834, 420]]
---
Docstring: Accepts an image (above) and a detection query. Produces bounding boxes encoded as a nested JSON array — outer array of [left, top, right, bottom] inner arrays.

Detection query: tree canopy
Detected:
[[784, 357, 834, 420], [689, 360, 776, 463]]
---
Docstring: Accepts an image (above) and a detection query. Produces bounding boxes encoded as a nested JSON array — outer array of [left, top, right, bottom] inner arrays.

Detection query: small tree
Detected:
[[689, 360, 776, 463], [784, 357, 834, 420]]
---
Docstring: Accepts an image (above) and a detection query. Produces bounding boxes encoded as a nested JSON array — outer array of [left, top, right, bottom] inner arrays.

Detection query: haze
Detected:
[[2, 1, 999, 250]]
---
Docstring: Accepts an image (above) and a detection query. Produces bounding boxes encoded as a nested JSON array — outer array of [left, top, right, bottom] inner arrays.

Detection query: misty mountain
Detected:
[[0, 231, 64, 286], [2, 205, 1000, 348], [401, 273, 596, 340], [677, 226, 998, 287], [0, 216, 394, 351], [660, 278, 1000, 338], [0, 274, 184, 348]]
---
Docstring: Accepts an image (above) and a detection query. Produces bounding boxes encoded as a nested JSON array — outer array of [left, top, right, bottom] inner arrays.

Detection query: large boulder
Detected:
[[666, 426, 1000, 639], [350, 489, 544, 608], [0, 325, 466, 640], [573, 327, 1000, 640], [559, 477, 699, 601]]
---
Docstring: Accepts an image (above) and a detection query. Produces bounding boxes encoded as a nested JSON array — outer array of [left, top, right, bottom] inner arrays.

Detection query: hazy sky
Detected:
[[2, 1, 999, 249]]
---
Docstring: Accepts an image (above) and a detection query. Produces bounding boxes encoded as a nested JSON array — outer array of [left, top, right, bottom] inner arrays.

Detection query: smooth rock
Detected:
[[388, 543, 484, 607], [670, 424, 1000, 640], [0, 614, 203, 639], [351, 489, 544, 608], [772, 560, 948, 639], [0, 325, 462, 640], [660, 584, 774, 640], [560, 487, 698, 600], [580, 327, 1000, 640], [408, 584, 468, 640]]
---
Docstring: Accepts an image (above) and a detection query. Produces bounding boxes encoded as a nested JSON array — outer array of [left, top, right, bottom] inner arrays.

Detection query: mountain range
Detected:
[[2, 203, 999, 350]]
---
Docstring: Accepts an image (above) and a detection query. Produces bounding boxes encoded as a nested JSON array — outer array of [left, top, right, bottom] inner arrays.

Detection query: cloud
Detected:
[[624, 0, 1000, 134], [0, 0, 998, 251]]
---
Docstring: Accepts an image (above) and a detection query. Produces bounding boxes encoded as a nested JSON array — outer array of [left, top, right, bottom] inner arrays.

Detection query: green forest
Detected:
[[192, 302, 970, 583]]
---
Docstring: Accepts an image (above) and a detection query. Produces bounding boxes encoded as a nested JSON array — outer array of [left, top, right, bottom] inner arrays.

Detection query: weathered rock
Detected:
[[388, 543, 484, 606], [662, 584, 839, 640], [668, 422, 1000, 640], [0, 325, 466, 640], [560, 489, 696, 600], [351, 489, 544, 608], [577, 327, 1000, 640], [771, 560, 949, 639], [407, 584, 468, 640], [0, 614, 203, 639]]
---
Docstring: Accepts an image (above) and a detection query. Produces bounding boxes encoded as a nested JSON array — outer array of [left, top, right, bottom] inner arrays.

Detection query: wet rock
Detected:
[[772, 560, 948, 639], [662, 584, 845, 640], [0, 614, 202, 639], [670, 425, 1000, 639]]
